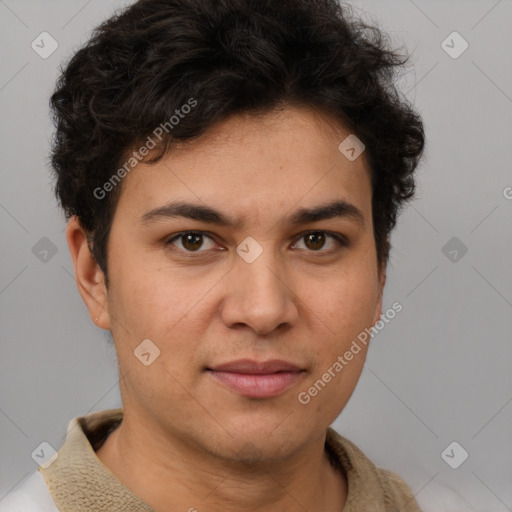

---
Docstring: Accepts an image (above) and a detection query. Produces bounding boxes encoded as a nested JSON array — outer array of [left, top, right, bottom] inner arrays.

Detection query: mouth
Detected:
[[206, 359, 306, 399]]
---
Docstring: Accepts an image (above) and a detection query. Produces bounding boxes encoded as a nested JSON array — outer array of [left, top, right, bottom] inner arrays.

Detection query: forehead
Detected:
[[113, 106, 373, 224]]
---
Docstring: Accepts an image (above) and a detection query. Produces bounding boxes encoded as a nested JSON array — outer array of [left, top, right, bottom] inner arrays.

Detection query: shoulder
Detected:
[[326, 429, 474, 512], [372, 468, 474, 512], [0, 471, 60, 512], [412, 478, 475, 512], [326, 429, 421, 510]]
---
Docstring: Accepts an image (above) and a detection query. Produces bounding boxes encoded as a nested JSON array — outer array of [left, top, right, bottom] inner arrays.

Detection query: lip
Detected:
[[209, 359, 302, 374], [207, 359, 305, 398]]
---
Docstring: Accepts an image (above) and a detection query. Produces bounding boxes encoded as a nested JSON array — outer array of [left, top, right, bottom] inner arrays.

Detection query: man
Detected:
[[0, 0, 470, 510]]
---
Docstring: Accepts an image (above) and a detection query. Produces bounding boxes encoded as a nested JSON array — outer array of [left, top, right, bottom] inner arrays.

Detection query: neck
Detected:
[[96, 413, 347, 512]]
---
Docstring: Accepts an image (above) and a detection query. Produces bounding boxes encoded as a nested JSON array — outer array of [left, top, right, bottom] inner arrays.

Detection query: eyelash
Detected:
[[165, 230, 349, 256]]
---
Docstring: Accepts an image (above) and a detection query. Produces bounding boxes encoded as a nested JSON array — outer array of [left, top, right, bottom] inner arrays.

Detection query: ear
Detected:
[[66, 216, 111, 330], [371, 263, 387, 326]]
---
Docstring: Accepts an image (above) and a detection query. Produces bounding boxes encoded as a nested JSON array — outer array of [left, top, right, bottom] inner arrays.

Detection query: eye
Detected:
[[166, 231, 217, 253], [292, 231, 347, 252]]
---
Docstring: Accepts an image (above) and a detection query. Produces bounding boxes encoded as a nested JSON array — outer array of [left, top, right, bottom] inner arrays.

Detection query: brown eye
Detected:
[[293, 231, 347, 253], [167, 232, 216, 253], [182, 233, 203, 251], [304, 232, 326, 250]]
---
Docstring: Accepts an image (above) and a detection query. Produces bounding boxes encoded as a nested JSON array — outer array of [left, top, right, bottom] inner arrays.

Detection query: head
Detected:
[[53, 0, 424, 463]]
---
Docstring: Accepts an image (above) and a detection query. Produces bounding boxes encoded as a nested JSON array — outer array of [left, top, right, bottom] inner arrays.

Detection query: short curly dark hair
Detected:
[[50, 0, 425, 283]]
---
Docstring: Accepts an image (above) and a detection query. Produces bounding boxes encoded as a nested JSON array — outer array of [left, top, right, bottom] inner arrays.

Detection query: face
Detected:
[[80, 106, 385, 463]]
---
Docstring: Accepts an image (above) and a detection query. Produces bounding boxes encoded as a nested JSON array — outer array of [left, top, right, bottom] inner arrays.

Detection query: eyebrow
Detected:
[[140, 199, 365, 229]]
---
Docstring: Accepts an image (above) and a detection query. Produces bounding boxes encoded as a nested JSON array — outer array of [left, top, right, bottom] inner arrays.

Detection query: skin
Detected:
[[67, 105, 386, 512]]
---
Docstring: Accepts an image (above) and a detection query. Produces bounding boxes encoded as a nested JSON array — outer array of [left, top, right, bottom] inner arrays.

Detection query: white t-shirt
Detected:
[[0, 472, 59, 512]]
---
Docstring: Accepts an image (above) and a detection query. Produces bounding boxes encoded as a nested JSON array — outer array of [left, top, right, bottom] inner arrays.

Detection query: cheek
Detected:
[[107, 262, 218, 369], [303, 264, 378, 408], [108, 257, 193, 328], [108, 270, 207, 403], [303, 267, 379, 345]]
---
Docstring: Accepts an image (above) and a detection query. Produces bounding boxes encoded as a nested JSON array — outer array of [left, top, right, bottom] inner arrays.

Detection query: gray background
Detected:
[[1, 0, 511, 510]]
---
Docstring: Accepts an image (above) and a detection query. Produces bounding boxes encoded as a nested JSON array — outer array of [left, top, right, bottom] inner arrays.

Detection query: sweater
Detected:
[[0, 408, 472, 511]]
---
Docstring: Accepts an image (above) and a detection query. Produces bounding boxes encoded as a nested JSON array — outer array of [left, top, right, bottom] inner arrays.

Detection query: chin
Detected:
[[201, 421, 314, 466]]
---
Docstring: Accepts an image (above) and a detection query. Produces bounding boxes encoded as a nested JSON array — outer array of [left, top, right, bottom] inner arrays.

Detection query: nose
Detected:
[[220, 249, 299, 335]]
